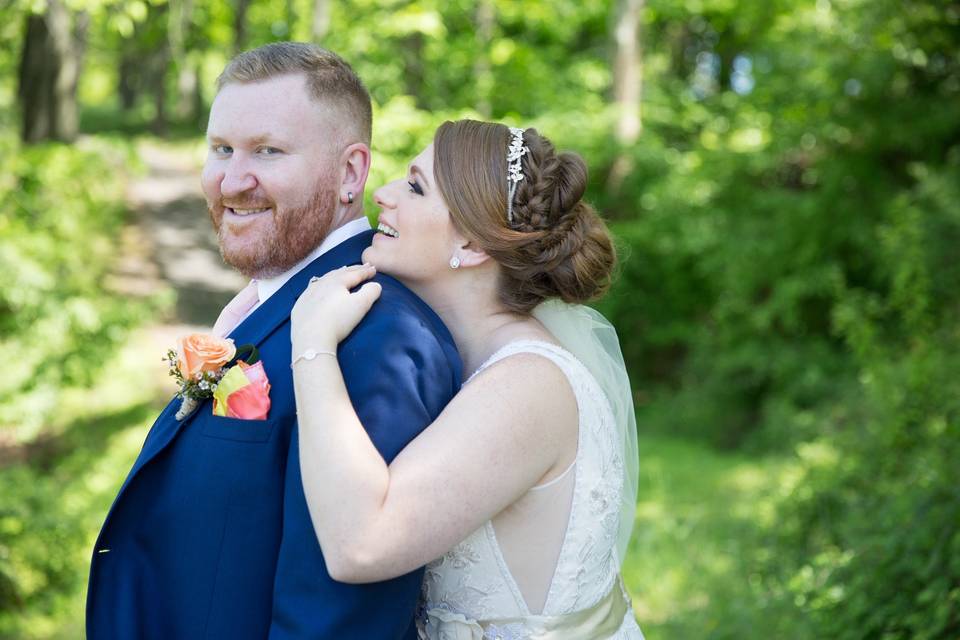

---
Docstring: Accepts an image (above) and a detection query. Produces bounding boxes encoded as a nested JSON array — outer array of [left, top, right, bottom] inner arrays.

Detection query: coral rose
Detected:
[[176, 333, 236, 380]]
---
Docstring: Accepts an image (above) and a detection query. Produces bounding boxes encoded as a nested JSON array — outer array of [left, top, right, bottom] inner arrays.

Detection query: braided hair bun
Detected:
[[433, 120, 615, 313]]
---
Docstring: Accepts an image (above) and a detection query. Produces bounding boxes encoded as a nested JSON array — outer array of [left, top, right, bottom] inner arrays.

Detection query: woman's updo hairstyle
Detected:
[[433, 119, 616, 314]]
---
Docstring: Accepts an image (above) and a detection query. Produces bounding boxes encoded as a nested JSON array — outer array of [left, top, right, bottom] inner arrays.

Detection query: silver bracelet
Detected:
[[291, 348, 337, 367]]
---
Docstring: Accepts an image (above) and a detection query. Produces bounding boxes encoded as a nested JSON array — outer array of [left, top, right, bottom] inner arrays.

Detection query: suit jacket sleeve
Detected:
[[268, 291, 459, 640]]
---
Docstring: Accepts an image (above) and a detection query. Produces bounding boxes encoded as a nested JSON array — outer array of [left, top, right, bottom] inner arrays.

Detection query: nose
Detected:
[[373, 181, 399, 209], [220, 157, 258, 198]]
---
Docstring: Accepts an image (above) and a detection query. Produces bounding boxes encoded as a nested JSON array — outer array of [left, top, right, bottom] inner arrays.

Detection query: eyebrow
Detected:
[[410, 164, 431, 189], [207, 134, 287, 147]]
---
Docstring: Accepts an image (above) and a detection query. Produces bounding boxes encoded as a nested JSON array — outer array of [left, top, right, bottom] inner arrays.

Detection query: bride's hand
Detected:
[[291, 264, 381, 352]]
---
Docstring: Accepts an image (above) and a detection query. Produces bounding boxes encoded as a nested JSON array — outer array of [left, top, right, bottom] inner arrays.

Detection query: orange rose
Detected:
[[176, 333, 237, 380]]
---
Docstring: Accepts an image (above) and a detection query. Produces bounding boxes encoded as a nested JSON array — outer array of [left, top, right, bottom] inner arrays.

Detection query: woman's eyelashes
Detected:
[[408, 180, 424, 196]]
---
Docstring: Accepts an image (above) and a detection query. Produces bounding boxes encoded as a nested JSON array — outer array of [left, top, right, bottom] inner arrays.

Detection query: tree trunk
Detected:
[[311, 0, 329, 42], [608, 0, 644, 192], [473, 0, 494, 117], [285, 0, 297, 39], [135, 0, 170, 134], [152, 54, 169, 135], [169, 0, 198, 121], [17, 0, 86, 143], [233, 0, 251, 55], [175, 65, 199, 121], [402, 33, 425, 108], [118, 43, 138, 111]]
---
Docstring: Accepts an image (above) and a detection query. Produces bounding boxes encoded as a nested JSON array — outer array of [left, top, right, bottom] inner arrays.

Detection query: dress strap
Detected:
[[464, 339, 581, 386]]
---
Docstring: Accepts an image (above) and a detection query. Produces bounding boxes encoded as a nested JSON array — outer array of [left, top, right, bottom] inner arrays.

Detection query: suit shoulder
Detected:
[[360, 274, 449, 342], [339, 274, 455, 360], [370, 273, 429, 312]]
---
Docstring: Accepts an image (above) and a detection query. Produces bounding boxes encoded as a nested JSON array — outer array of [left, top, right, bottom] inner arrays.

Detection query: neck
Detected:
[[331, 204, 363, 231], [413, 274, 544, 377]]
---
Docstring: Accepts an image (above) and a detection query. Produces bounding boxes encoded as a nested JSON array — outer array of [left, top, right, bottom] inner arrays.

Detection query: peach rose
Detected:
[[176, 333, 236, 380]]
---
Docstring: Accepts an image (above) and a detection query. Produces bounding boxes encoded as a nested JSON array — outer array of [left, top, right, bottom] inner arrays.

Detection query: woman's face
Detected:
[[363, 143, 461, 285]]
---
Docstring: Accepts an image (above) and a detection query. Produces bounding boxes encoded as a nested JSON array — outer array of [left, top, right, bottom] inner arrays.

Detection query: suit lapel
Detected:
[[226, 230, 373, 349], [116, 230, 373, 494]]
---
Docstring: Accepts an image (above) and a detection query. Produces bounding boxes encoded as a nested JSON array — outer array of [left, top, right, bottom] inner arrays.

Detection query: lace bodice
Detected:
[[417, 341, 643, 639]]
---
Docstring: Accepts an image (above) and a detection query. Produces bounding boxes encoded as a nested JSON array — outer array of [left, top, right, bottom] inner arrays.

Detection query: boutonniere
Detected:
[[165, 334, 271, 420]]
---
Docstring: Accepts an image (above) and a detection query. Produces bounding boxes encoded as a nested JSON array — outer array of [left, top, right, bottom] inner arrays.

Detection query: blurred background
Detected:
[[2, 0, 959, 637]]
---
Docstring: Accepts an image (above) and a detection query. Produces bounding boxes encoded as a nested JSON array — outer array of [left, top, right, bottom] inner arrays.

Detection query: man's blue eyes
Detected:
[[211, 146, 281, 155], [408, 181, 424, 195]]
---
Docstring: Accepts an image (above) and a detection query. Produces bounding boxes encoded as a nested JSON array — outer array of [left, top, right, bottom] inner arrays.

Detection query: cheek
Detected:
[[270, 181, 314, 213], [200, 166, 221, 201]]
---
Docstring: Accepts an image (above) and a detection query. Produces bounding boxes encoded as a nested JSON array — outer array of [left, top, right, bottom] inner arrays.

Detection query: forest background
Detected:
[[1, 0, 958, 637]]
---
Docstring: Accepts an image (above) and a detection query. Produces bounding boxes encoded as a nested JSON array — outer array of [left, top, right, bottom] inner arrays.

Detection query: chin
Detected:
[[219, 240, 276, 279], [360, 245, 390, 273], [360, 245, 377, 266]]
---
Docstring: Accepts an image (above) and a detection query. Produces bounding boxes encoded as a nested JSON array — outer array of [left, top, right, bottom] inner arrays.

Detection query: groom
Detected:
[[86, 43, 462, 639]]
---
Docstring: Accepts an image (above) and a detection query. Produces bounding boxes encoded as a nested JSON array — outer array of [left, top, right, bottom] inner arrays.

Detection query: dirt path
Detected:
[[126, 139, 246, 320], [109, 138, 248, 390], [0, 139, 242, 462]]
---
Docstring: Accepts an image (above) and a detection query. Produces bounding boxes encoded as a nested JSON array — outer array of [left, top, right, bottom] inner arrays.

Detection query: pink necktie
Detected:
[[212, 281, 259, 338]]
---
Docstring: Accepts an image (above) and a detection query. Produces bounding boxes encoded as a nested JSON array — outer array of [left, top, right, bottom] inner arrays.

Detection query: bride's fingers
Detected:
[[307, 264, 371, 287], [351, 281, 382, 313], [337, 263, 377, 289]]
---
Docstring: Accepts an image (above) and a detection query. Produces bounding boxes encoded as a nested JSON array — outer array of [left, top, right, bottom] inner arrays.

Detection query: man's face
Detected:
[[201, 73, 341, 278]]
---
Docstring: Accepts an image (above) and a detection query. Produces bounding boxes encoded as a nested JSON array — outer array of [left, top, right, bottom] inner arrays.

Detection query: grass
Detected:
[[623, 433, 813, 639], [0, 331, 169, 639]]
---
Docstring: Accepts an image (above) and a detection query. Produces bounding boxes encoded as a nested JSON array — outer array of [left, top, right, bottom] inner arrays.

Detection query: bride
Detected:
[[290, 120, 642, 639]]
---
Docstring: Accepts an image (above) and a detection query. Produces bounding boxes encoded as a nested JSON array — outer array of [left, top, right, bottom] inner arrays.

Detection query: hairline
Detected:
[[215, 72, 366, 149]]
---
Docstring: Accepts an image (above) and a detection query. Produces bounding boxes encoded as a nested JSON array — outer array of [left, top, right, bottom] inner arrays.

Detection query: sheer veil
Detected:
[[532, 299, 639, 566]]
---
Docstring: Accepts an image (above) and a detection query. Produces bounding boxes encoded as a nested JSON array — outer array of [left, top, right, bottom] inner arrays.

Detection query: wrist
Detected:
[[292, 332, 337, 354], [291, 347, 337, 368]]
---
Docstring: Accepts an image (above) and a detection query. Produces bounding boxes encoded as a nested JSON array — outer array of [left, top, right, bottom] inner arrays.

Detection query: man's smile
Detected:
[[223, 206, 274, 222]]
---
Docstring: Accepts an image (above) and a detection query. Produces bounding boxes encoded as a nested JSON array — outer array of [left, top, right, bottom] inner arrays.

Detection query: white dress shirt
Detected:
[[247, 216, 372, 316]]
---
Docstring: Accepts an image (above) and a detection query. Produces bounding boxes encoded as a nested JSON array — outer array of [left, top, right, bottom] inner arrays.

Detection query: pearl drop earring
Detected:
[[449, 256, 461, 269]]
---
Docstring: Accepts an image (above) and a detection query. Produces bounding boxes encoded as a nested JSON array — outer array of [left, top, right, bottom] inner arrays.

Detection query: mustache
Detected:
[[218, 198, 275, 210]]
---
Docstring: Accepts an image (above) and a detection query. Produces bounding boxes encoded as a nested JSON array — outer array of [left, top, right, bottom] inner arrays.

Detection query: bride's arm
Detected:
[[291, 266, 577, 584]]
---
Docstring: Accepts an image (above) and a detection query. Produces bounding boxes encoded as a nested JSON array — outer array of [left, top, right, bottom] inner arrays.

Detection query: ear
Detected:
[[338, 142, 371, 203], [453, 237, 491, 268]]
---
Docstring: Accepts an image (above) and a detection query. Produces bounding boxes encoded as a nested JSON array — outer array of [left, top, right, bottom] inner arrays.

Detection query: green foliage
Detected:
[[0, 135, 153, 437], [2, 0, 959, 636], [0, 133, 165, 633], [775, 159, 960, 639], [623, 434, 813, 639]]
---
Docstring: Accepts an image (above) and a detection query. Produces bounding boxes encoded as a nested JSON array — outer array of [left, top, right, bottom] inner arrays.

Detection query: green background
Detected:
[[2, 0, 958, 637]]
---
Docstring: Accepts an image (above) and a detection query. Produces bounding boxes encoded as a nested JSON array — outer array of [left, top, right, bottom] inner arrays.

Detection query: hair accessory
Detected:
[[506, 126, 529, 223], [449, 256, 461, 270], [346, 191, 354, 204]]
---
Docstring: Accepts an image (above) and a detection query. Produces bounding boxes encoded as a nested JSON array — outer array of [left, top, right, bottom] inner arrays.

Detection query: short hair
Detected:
[[216, 42, 372, 145]]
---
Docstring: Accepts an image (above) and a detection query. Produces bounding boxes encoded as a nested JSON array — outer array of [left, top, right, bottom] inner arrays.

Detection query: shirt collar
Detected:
[[254, 217, 372, 306]]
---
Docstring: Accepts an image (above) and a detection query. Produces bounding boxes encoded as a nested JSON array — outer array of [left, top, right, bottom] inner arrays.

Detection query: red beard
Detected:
[[209, 186, 338, 279]]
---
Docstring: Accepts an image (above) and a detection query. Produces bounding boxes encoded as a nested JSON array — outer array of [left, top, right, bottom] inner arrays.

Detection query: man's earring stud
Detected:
[[346, 191, 354, 204]]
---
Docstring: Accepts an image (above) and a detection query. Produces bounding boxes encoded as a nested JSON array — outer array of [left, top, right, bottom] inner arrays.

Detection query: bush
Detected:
[[774, 162, 960, 640], [0, 134, 162, 631], [0, 135, 148, 437]]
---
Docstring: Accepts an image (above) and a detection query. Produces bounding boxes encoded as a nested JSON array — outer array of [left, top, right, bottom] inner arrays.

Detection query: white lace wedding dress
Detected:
[[416, 340, 644, 639]]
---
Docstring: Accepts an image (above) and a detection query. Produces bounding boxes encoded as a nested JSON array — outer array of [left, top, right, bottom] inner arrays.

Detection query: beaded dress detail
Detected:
[[416, 340, 643, 639]]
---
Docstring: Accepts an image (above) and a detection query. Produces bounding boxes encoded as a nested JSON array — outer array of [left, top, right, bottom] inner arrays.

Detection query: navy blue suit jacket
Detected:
[[87, 230, 462, 639]]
